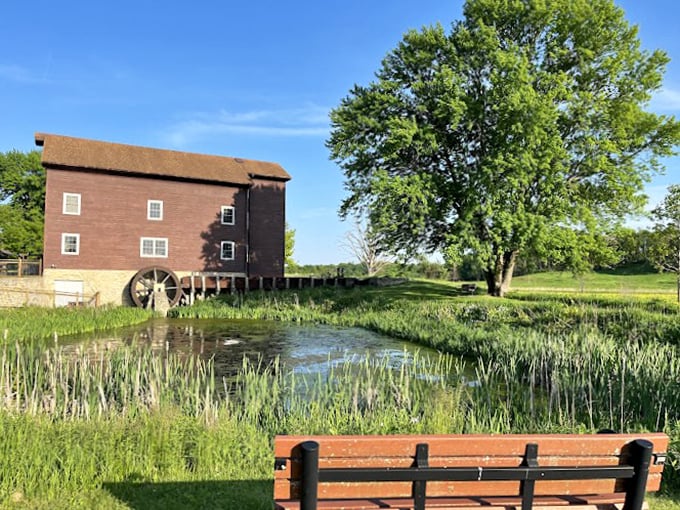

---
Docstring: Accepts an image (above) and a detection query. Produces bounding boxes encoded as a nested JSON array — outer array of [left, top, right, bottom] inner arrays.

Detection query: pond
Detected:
[[58, 318, 451, 381]]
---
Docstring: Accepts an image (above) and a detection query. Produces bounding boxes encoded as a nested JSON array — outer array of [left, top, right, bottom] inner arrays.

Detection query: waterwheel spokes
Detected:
[[130, 266, 183, 308]]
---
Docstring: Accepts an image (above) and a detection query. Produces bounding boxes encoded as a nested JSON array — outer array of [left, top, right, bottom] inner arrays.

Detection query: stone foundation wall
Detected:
[[0, 278, 51, 307], [42, 269, 139, 306], [42, 269, 195, 307], [3, 269, 217, 308]]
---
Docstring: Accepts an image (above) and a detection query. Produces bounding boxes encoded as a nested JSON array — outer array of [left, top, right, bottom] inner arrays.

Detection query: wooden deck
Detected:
[[180, 273, 357, 303]]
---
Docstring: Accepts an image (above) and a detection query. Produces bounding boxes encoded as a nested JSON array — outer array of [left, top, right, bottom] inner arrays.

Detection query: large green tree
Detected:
[[328, 0, 679, 296], [284, 223, 297, 271], [0, 150, 45, 256], [648, 185, 680, 302]]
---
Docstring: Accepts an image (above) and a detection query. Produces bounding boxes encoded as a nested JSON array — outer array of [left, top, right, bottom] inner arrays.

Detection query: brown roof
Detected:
[[35, 133, 291, 185]]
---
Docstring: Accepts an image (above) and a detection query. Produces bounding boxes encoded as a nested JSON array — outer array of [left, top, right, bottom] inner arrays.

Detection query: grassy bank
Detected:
[[0, 306, 152, 343], [1, 281, 679, 507]]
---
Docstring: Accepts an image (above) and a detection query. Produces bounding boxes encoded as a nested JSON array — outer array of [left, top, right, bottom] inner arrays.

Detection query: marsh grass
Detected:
[[2, 334, 680, 506], [0, 306, 152, 344], [169, 284, 680, 496], [0, 345, 476, 507], [168, 286, 680, 435], [2, 281, 680, 507]]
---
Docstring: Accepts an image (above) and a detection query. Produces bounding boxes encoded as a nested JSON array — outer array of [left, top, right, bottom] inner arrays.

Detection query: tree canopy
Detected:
[[0, 150, 45, 256], [327, 0, 680, 296], [284, 223, 297, 271], [648, 185, 680, 301]]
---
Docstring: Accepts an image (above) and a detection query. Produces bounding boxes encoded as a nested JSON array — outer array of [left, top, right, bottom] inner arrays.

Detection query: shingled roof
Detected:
[[35, 133, 291, 185]]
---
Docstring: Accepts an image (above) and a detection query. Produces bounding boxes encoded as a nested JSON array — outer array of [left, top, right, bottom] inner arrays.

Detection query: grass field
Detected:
[[510, 270, 678, 294], [1, 274, 679, 508]]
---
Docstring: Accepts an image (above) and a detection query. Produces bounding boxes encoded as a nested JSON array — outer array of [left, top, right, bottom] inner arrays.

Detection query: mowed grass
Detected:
[[510, 269, 677, 294]]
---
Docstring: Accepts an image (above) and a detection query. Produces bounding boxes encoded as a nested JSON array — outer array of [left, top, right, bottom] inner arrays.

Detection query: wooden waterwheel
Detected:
[[130, 266, 183, 309]]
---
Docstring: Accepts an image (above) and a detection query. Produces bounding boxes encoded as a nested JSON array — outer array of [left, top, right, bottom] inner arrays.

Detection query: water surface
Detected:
[[59, 318, 443, 380]]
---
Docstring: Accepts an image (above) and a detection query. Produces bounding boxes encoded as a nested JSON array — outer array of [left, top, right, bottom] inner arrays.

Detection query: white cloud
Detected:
[[162, 105, 330, 147]]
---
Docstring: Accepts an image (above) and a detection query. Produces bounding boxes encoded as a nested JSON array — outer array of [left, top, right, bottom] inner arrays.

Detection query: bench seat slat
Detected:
[[275, 455, 664, 480], [274, 434, 669, 459], [275, 474, 661, 499], [275, 494, 628, 510]]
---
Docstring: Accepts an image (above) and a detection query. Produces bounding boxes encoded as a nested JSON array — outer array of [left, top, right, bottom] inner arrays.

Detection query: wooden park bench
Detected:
[[461, 284, 477, 294], [274, 433, 668, 510]]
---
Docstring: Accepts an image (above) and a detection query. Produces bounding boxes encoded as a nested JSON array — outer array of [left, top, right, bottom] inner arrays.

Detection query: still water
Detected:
[[59, 318, 443, 380]]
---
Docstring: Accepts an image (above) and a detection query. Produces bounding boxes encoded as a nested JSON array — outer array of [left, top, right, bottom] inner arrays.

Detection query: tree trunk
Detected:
[[484, 250, 518, 297]]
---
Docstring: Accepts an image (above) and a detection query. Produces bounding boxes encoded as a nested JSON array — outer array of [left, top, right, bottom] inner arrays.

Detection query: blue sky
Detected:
[[1, 0, 678, 264]]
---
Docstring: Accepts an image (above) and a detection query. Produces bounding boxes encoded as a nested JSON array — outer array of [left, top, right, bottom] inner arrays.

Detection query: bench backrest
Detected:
[[274, 433, 669, 510]]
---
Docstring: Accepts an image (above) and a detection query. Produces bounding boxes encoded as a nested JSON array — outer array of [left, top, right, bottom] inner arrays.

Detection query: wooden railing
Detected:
[[0, 259, 42, 277], [0, 287, 100, 308]]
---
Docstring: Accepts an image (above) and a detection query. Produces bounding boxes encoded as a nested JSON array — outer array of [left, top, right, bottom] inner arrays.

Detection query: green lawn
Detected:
[[510, 270, 677, 294]]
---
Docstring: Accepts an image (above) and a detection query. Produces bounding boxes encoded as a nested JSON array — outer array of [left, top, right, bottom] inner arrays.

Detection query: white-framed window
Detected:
[[221, 206, 235, 225], [140, 237, 168, 258], [220, 241, 235, 261], [62, 193, 81, 215], [147, 200, 163, 221], [61, 233, 80, 255]]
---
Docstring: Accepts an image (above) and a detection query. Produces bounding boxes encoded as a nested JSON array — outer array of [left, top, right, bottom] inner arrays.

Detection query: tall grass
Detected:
[[0, 306, 152, 343], [2, 283, 680, 507], [0, 345, 474, 507], [1, 332, 680, 506], [166, 289, 680, 434]]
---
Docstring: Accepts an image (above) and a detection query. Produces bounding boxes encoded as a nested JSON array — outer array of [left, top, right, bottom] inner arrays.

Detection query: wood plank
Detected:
[[274, 474, 661, 500], [274, 454, 664, 480], [274, 495, 628, 510], [274, 434, 669, 458], [273, 434, 667, 503]]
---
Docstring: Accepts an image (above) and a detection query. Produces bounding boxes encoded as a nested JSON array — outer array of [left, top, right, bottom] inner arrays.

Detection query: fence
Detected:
[[0, 259, 42, 277], [0, 286, 100, 308], [183, 273, 358, 304]]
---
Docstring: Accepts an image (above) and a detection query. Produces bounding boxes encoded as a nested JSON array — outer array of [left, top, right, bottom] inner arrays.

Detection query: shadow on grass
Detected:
[[103, 479, 272, 510], [354, 279, 483, 304]]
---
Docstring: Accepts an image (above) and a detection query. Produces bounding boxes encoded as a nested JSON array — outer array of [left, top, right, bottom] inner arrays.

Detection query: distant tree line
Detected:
[[292, 220, 679, 283]]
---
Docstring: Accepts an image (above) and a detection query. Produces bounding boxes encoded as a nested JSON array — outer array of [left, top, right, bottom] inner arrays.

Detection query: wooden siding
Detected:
[[43, 168, 251, 272], [249, 178, 286, 277]]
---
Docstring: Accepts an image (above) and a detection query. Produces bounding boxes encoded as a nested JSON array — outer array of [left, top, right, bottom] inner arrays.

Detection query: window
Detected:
[[61, 233, 80, 255], [221, 206, 235, 225], [63, 193, 81, 215], [140, 237, 168, 258], [220, 241, 235, 260], [147, 200, 163, 220]]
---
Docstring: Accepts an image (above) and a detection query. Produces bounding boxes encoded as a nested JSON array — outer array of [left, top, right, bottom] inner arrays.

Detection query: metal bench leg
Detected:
[[301, 441, 320, 510], [624, 439, 653, 510]]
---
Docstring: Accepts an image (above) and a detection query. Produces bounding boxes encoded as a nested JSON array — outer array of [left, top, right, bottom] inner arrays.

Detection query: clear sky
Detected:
[[0, 0, 677, 264]]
